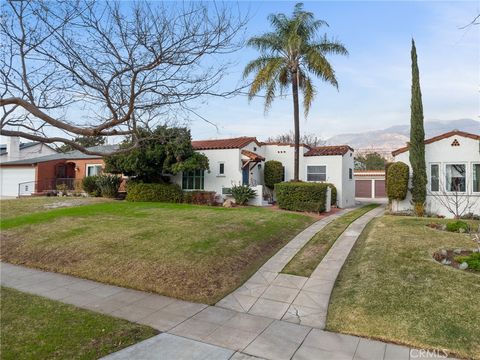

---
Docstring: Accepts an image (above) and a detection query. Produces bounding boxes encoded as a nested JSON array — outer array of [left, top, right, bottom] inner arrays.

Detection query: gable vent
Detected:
[[451, 139, 460, 147]]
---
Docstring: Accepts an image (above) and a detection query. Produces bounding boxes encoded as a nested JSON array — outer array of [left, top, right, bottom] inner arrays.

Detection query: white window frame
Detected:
[[306, 165, 327, 182], [217, 162, 225, 177], [444, 162, 467, 193], [86, 164, 102, 177], [429, 162, 441, 193], [472, 162, 480, 193]]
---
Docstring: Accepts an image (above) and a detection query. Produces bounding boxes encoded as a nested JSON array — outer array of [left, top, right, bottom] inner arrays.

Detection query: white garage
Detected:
[[0, 166, 36, 197]]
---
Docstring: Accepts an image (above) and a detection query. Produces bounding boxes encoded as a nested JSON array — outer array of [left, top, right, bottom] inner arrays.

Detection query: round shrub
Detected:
[[82, 175, 101, 196], [264, 160, 284, 189], [386, 162, 409, 201], [230, 185, 257, 205], [275, 182, 329, 213], [446, 220, 470, 233], [96, 174, 122, 198], [126, 182, 183, 202]]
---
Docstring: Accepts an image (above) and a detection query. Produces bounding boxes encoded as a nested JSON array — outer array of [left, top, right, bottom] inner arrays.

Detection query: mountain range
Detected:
[[326, 119, 480, 154]]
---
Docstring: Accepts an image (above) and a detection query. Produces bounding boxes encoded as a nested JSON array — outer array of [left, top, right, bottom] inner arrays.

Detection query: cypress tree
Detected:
[[409, 39, 427, 216]]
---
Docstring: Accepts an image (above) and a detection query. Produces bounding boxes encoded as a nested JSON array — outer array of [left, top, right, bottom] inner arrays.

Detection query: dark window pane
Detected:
[[474, 164, 480, 192], [430, 164, 439, 192], [219, 163, 224, 174]]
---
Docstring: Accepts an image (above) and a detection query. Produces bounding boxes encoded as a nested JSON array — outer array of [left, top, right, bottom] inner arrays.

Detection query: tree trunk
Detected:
[[292, 70, 300, 181]]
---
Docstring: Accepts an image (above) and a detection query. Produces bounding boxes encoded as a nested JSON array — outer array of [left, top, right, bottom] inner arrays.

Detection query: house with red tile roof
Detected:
[[391, 130, 480, 217], [170, 137, 355, 208]]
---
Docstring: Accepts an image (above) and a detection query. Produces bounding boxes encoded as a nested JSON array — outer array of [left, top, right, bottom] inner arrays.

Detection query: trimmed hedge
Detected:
[[387, 162, 409, 201], [264, 160, 284, 189], [275, 182, 330, 213], [183, 191, 216, 205], [126, 182, 183, 202]]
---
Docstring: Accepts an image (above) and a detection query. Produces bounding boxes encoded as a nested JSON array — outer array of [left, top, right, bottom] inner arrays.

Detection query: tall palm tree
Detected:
[[244, 3, 348, 181]]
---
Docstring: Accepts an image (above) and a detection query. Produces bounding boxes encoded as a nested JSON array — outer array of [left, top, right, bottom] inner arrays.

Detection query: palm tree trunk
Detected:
[[292, 70, 300, 181]]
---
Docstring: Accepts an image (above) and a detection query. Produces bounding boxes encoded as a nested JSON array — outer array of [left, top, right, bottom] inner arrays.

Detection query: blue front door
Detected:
[[242, 167, 249, 185]]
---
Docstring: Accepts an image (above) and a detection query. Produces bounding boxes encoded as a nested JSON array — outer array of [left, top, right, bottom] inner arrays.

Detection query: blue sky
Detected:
[[187, 1, 479, 141]]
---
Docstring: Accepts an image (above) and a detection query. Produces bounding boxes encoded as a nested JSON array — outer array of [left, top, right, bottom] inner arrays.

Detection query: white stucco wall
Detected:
[[171, 148, 242, 193], [300, 150, 354, 208], [392, 134, 480, 217], [172, 141, 355, 208], [1, 143, 57, 161]]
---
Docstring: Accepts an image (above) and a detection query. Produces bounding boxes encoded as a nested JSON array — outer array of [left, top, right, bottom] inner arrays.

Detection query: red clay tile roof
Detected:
[[354, 170, 385, 176], [241, 150, 265, 161], [304, 145, 353, 156], [192, 137, 259, 150], [392, 130, 480, 156]]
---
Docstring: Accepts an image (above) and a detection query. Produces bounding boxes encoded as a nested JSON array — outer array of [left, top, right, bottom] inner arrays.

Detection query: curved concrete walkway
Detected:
[[216, 207, 355, 318], [0, 206, 456, 360]]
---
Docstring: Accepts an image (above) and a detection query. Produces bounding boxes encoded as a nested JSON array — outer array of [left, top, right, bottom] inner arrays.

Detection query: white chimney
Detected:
[[6, 136, 20, 160]]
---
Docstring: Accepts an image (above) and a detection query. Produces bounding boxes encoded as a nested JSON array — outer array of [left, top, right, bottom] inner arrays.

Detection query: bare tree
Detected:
[[428, 179, 480, 218], [264, 131, 325, 148], [0, 0, 246, 154]]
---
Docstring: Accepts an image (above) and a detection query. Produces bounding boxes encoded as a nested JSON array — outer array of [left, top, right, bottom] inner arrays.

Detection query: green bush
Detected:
[[325, 183, 337, 206], [264, 161, 284, 189], [454, 252, 480, 271], [385, 162, 393, 191], [230, 185, 257, 205], [275, 182, 329, 213], [126, 182, 183, 202], [96, 174, 122, 198], [82, 175, 101, 196], [386, 162, 409, 200], [183, 191, 216, 205], [446, 220, 470, 233]]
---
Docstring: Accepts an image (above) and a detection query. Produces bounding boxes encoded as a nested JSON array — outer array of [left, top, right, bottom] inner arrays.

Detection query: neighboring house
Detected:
[[170, 137, 355, 208], [354, 170, 386, 199], [0, 136, 56, 161], [0, 146, 112, 197], [392, 130, 480, 217]]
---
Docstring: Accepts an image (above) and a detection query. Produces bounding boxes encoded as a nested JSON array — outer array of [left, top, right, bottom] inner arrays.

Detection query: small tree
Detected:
[[387, 162, 409, 202], [355, 152, 387, 170], [105, 126, 208, 182], [428, 179, 480, 218], [409, 39, 427, 216], [59, 136, 106, 153]]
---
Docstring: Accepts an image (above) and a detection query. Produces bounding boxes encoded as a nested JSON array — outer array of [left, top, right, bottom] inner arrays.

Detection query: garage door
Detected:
[[374, 180, 386, 198], [355, 180, 372, 198], [0, 167, 36, 197]]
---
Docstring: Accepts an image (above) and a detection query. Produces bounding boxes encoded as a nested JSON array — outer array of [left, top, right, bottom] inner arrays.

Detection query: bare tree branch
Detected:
[[0, 0, 247, 153]]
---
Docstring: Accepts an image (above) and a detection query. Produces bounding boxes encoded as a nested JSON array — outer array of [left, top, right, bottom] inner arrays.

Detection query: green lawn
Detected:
[[0, 197, 110, 220], [0, 287, 157, 360], [282, 204, 379, 277], [1, 201, 314, 304], [327, 215, 480, 360]]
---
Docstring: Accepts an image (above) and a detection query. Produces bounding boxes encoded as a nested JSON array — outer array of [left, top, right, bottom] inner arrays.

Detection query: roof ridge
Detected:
[[392, 130, 480, 156]]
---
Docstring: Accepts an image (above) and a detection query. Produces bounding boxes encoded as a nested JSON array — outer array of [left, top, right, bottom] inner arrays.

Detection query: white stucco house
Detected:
[[0, 136, 56, 161], [392, 130, 480, 218], [170, 136, 355, 208]]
